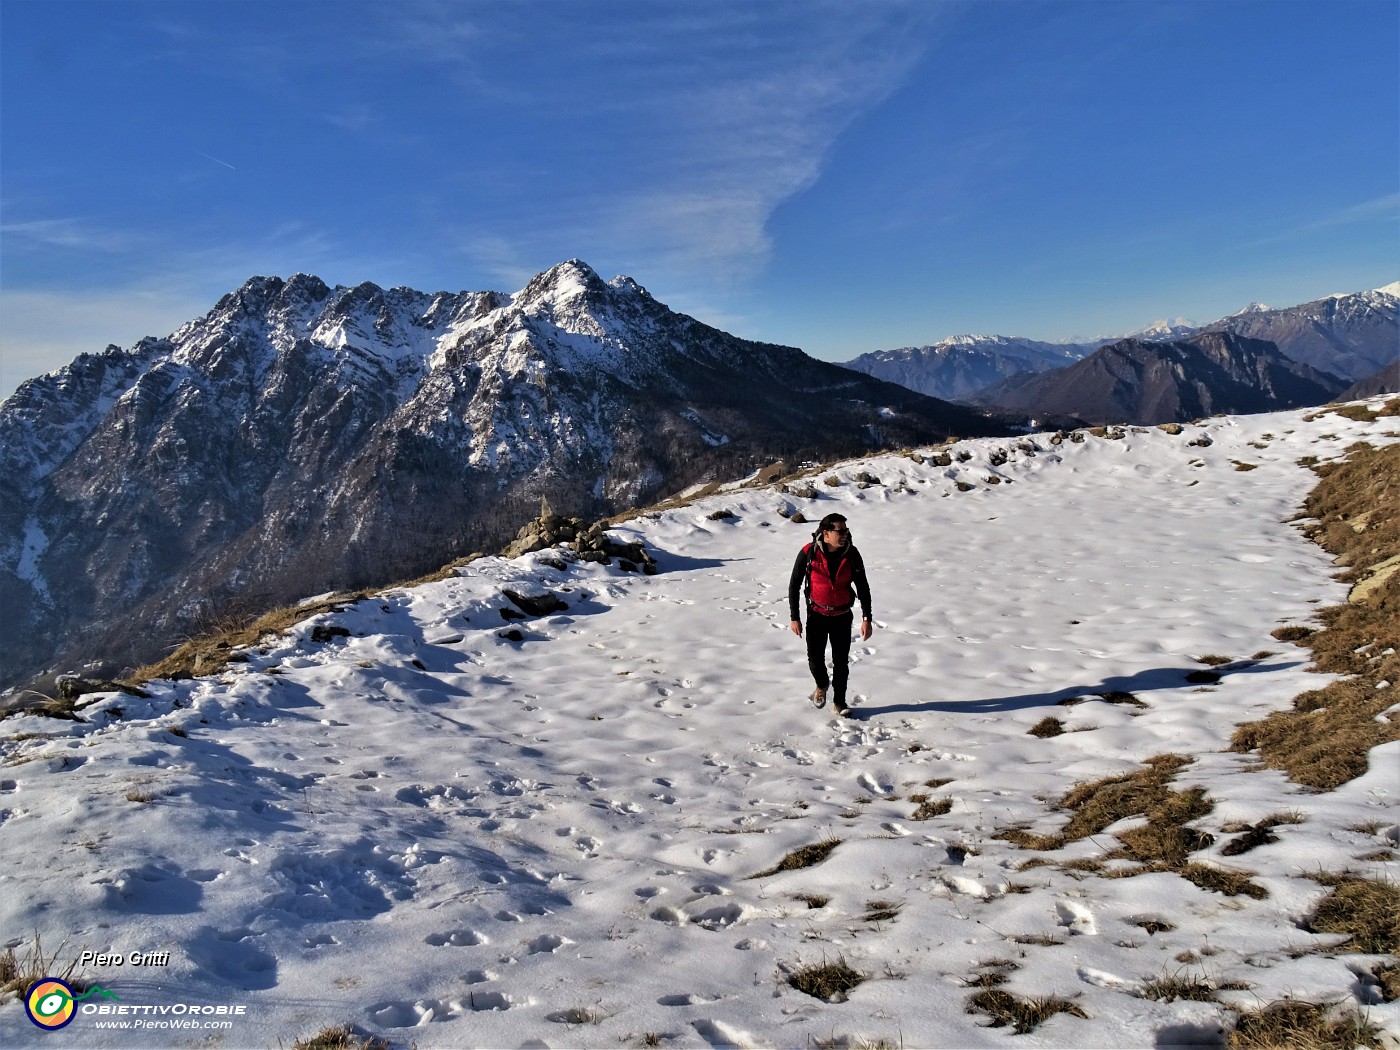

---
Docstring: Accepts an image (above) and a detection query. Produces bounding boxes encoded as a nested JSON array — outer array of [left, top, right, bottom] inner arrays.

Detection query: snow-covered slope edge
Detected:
[[1, 400, 1397, 1049]]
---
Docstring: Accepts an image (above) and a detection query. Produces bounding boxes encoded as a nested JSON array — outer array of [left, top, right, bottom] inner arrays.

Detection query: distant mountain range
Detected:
[[841, 284, 1399, 414], [963, 332, 1348, 427], [836, 335, 1094, 401], [0, 261, 1000, 691]]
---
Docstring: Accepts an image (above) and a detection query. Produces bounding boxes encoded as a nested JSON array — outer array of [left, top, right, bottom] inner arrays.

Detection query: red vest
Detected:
[[804, 542, 856, 614]]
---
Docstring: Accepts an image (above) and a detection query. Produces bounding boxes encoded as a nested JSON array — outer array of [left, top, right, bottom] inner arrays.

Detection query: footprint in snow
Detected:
[[659, 993, 721, 1006], [369, 998, 461, 1027], [944, 876, 990, 898], [1056, 899, 1098, 935], [425, 929, 487, 947], [1077, 966, 1135, 990], [858, 772, 893, 794]]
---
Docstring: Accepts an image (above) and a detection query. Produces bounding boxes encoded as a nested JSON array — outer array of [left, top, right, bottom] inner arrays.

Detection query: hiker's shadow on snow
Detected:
[[649, 551, 741, 573], [857, 659, 1304, 718]]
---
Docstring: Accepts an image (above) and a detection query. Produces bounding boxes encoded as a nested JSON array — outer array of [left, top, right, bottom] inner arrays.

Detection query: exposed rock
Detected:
[[502, 589, 569, 617], [1349, 554, 1400, 605], [56, 676, 149, 701]]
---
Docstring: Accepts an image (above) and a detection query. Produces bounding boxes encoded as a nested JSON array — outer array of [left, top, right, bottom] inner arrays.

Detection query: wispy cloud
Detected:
[[1304, 193, 1400, 231], [451, 5, 946, 299], [0, 218, 141, 253], [1245, 193, 1400, 248]]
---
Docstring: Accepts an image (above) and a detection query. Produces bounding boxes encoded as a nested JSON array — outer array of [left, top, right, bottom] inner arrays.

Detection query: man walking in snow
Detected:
[[789, 512, 873, 718]]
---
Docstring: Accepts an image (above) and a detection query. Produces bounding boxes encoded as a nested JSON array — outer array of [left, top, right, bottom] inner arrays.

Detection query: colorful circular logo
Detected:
[[25, 978, 77, 1030]]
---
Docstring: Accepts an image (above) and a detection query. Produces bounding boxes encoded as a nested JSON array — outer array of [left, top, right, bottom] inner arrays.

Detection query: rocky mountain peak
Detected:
[[517, 259, 610, 308], [607, 275, 652, 300]]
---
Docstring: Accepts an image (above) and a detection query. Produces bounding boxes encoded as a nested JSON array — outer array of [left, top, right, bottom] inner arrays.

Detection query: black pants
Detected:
[[806, 609, 853, 703]]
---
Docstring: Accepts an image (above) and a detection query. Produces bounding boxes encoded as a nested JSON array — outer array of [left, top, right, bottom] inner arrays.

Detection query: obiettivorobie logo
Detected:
[[24, 976, 249, 1034], [25, 978, 120, 1030]]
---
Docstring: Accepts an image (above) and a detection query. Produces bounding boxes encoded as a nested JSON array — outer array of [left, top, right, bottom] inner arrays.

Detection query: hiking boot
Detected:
[[834, 699, 851, 718], [809, 686, 828, 709]]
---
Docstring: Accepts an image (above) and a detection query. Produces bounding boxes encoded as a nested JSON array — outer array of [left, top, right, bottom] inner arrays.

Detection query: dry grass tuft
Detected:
[[1233, 440, 1399, 790], [911, 797, 953, 821], [749, 838, 842, 879], [1306, 874, 1399, 954], [862, 900, 902, 923], [1220, 812, 1305, 856], [1028, 716, 1065, 738], [1178, 863, 1269, 900], [995, 755, 1264, 895], [965, 989, 1087, 1034], [1375, 963, 1400, 1002], [1138, 969, 1228, 1003], [291, 1024, 390, 1050], [126, 592, 368, 685], [0, 934, 81, 1003], [787, 957, 866, 1002], [1227, 999, 1385, 1050]]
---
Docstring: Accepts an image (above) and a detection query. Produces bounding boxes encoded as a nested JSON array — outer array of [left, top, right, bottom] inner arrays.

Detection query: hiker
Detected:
[[788, 512, 873, 717]]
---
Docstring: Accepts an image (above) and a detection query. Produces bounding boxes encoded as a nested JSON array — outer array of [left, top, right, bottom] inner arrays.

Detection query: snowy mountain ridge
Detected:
[[844, 281, 1398, 402], [0, 398, 1396, 1049]]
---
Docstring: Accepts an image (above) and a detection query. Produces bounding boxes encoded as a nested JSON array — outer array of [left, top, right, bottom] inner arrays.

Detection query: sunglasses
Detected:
[[823, 525, 849, 534]]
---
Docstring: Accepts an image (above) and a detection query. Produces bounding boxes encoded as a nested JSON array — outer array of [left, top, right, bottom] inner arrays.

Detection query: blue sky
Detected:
[[2, 0, 1396, 399]]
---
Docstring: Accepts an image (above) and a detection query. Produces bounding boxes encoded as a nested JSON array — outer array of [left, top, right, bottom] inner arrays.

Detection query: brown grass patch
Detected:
[[787, 957, 865, 1002], [1138, 969, 1227, 1003], [1306, 874, 1399, 954], [1028, 716, 1065, 738], [1178, 863, 1268, 899], [911, 797, 953, 821], [126, 592, 367, 684], [1220, 812, 1305, 856], [1316, 398, 1400, 423], [749, 837, 842, 879], [0, 934, 83, 1002], [965, 989, 1087, 1034], [994, 755, 1255, 893], [1375, 963, 1400, 1002], [1232, 440, 1399, 790], [1227, 999, 1385, 1050], [292, 1025, 390, 1050]]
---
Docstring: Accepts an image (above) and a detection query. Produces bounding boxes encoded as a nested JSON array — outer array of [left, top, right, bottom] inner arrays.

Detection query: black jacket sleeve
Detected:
[[850, 547, 873, 621], [788, 547, 809, 620]]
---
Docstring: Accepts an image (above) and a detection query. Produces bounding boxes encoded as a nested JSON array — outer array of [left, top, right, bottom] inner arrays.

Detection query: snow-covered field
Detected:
[[2, 401, 1397, 1049]]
